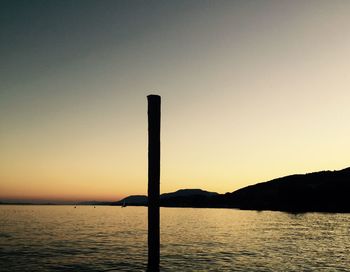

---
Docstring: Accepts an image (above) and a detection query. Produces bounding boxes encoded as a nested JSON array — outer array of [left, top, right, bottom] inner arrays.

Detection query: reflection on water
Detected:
[[0, 206, 349, 271]]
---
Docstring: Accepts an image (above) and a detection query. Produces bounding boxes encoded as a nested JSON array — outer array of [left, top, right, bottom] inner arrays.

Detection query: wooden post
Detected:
[[147, 95, 161, 272]]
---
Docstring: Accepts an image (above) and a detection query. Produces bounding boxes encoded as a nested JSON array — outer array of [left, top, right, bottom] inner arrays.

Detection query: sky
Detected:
[[1, 0, 350, 202]]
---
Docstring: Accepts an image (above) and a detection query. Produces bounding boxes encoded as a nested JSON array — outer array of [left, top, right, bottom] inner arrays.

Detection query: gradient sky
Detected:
[[1, 0, 350, 202]]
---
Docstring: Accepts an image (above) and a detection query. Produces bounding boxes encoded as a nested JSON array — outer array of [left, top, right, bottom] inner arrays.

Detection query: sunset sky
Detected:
[[1, 0, 350, 202]]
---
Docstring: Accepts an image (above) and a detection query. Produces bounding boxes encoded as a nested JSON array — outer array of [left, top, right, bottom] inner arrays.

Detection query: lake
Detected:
[[0, 206, 349, 271]]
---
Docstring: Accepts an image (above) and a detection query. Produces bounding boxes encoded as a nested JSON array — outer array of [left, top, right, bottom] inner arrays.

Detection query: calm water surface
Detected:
[[0, 206, 349, 271]]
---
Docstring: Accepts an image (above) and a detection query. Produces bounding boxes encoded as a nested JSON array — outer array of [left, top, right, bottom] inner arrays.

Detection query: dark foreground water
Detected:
[[0, 206, 349, 271]]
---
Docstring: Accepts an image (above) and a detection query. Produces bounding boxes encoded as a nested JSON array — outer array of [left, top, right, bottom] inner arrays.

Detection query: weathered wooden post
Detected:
[[147, 95, 161, 272]]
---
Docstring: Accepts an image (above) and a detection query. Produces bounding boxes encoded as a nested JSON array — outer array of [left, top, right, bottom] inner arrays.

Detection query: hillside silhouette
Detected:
[[111, 189, 217, 207], [220, 167, 350, 212], [110, 168, 350, 212]]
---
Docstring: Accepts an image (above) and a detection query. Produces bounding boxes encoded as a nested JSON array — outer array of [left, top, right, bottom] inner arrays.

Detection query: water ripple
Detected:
[[0, 206, 349, 271]]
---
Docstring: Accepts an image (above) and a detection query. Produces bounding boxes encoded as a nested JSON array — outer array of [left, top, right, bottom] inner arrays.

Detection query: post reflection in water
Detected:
[[0, 206, 349, 272]]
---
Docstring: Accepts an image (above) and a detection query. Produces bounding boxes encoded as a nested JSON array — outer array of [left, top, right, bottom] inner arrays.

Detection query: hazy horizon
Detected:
[[1, 165, 349, 204], [2, 0, 350, 201]]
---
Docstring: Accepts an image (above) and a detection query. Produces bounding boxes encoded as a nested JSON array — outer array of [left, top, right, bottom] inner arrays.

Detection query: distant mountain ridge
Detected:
[[34, 167, 350, 212], [161, 189, 218, 199], [114, 195, 148, 206], [110, 167, 350, 212], [111, 189, 218, 206], [4, 166, 346, 212]]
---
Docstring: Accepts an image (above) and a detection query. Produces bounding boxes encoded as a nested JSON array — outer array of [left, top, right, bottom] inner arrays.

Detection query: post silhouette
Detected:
[[147, 95, 161, 272]]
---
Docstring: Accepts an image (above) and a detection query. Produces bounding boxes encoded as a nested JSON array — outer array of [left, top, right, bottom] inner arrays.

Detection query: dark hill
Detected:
[[161, 189, 218, 199], [111, 167, 350, 212], [111, 195, 147, 206], [220, 167, 350, 212], [112, 189, 218, 207], [161, 189, 218, 207]]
